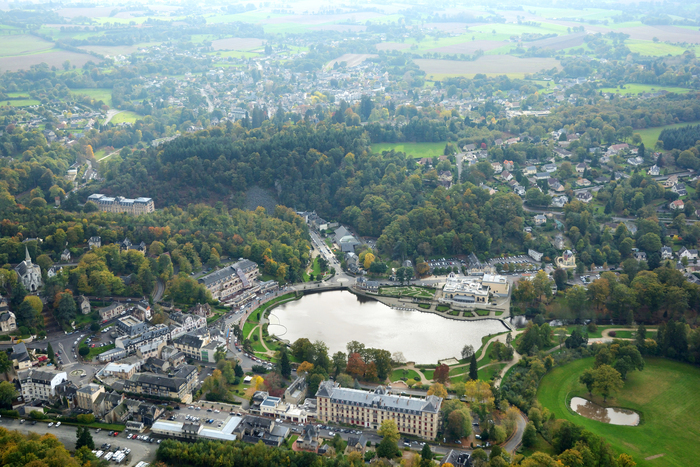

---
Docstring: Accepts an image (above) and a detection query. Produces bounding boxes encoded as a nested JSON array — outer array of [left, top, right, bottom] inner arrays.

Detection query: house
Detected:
[[189, 303, 212, 318], [441, 450, 472, 467], [296, 424, 320, 452], [234, 415, 290, 447], [528, 249, 543, 262], [634, 251, 647, 261], [607, 143, 629, 155], [88, 236, 101, 249], [672, 183, 687, 196], [76, 383, 106, 413], [47, 265, 62, 278], [576, 178, 591, 187], [283, 376, 307, 405], [670, 199, 685, 211], [627, 156, 644, 166], [173, 330, 220, 362], [60, 248, 71, 262], [543, 163, 557, 173], [11, 343, 32, 370], [18, 368, 68, 402], [575, 163, 586, 174], [78, 295, 91, 315], [514, 185, 526, 196], [501, 170, 513, 181], [661, 246, 674, 260], [438, 171, 453, 188], [503, 160, 514, 170], [576, 192, 593, 203], [551, 195, 569, 208], [355, 277, 379, 292], [536, 172, 549, 180], [679, 247, 699, 260], [344, 432, 369, 456], [491, 162, 503, 173], [524, 165, 537, 175], [99, 302, 125, 321], [534, 214, 547, 226], [555, 250, 576, 269], [0, 310, 16, 333], [14, 247, 42, 292], [316, 382, 441, 439], [648, 165, 660, 176], [663, 175, 678, 188], [168, 311, 207, 340]]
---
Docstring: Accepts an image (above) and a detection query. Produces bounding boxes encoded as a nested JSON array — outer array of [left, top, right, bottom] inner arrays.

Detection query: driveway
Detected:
[[503, 410, 527, 454]]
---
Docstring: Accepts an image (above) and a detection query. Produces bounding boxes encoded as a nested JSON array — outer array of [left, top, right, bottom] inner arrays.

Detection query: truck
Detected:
[[103, 452, 113, 461]]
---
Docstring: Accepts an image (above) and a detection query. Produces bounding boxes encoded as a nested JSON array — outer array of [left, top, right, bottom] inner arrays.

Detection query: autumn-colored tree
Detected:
[[345, 352, 366, 379], [427, 382, 448, 398], [364, 361, 378, 380], [23, 295, 43, 315], [377, 419, 400, 444], [363, 252, 375, 269], [297, 361, 314, 375], [434, 363, 450, 384]]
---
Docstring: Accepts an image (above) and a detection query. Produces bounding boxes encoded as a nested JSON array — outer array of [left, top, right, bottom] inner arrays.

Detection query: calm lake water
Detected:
[[267, 290, 508, 364], [570, 397, 640, 426]]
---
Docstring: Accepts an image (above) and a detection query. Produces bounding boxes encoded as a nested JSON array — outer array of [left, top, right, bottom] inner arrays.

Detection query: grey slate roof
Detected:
[[316, 381, 441, 414]]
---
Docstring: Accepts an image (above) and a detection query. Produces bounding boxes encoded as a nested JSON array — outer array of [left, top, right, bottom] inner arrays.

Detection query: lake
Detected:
[[570, 397, 640, 426], [267, 290, 508, 364]]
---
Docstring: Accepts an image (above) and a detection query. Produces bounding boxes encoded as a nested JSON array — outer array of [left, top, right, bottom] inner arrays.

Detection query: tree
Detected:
[[0, 381, 18, 408], [279, 348, 291, 378], [376, 419, 399, 443], [553, 268, 567, 291], [363, 252, 376, 270], [523, 421, 537, 447], [579, 368, 596, 395], [79, 346, 90, 357], [47, 341, 55, 364], [420, 443, 433, 467], [0, 353, 10, 376], [297, 361, 314, 375], [427, 382, 448, 398], [469, 353, 478, 380], [345, 352, 366, 379], [76, 425, 95, 450], [593, 364, 624, 401], [434, 363, 450, 384], [461, 344, 474, 360], [376, 435, 398, 459], [214, 346, 227, 363]]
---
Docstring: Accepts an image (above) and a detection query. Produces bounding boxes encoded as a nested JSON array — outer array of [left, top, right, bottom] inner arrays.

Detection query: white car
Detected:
[[48, 422, 54, 427], [56, 421, 61, 427]]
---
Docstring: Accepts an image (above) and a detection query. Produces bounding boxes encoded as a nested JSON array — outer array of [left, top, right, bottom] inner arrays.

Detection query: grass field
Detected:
[[415, 55, 561, 79], [390, 368, 420, 381], [538, 357, 700, 467], [371, 141, 447, 159], [600, 83, 692, 95], [626, 40, 696, 57], [110, 111, 141, 124], [72, 88, 113, 106], [0, 34, 54, 57], [635, 121, 700, 149], [477, 363, 506, 382]]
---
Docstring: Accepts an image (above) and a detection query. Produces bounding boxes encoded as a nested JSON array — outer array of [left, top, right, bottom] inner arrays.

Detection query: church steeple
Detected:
[[25, 246, 31, 263]]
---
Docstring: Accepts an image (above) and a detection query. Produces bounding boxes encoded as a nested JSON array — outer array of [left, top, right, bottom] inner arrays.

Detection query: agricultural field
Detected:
[[414, 56, 561, 79], [211, 37, 264, 51], [78, 43, 161, 56], [371, 141, 447, 158], [0, 34, 54, 57], [538, 357, 700, 467], [600, 84, 693, 95], [0, 50, 101, 72]]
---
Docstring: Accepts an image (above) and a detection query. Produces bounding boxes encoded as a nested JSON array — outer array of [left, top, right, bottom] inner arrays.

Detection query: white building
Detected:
[[14, 247, 42, 292], [19, 368, 68, 402]]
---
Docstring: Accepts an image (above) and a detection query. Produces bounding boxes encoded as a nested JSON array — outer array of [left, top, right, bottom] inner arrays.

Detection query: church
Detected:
[[15, 247, 42, 292]]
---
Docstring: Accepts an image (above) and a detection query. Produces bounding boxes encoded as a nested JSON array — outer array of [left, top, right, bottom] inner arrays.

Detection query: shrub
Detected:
[[78, 346, 90, 356], [609, 331, 617, 337], [77, 413, 95, 424], [29, 410, 48, 420]]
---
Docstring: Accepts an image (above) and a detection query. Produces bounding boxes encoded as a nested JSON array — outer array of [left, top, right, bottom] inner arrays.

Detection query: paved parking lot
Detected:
[[0, 418, 157, 464], [171, 405, 240, 428]]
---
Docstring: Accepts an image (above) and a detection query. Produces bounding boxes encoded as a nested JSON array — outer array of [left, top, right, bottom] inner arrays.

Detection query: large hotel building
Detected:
[[316, 382, 442, 440], [88, 194, 155, 215]]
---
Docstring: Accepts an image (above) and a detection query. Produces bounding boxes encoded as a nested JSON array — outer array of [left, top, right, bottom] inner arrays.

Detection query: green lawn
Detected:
[[110, 111, 141, 124], [71, 88, 113, 106], [371, 142, 448, 159], [84, 343, 115, 360], [390, 368, 420, 381], [477, 363, 506, 382], [600, 83, 692, 95], [538, 357, 700, 467], [635, 121, 700, 149], [474, 309, 491, 316], [379, 286, 435, 299]]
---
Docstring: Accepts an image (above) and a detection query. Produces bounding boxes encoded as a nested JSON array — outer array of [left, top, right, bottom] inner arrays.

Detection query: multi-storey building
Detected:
[[123, 365, 197, 403], [88, 194, 155, 215], [99, 302, 125, 321], [76, 383, 105, 412], [168, 312, 207, 340], [19, 368, 68, 402], [198, 259, 259, 301], [173, 330, 219, 362], [315, 382, 442, 440]]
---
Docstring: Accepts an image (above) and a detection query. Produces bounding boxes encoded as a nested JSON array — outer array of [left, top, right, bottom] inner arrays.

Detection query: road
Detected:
[[503, 411, 527, 454], [0, 418, 157, 464], [200, 89, 214, 113], [103, 109, 122, 124], [153, 279, 165, 303]]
